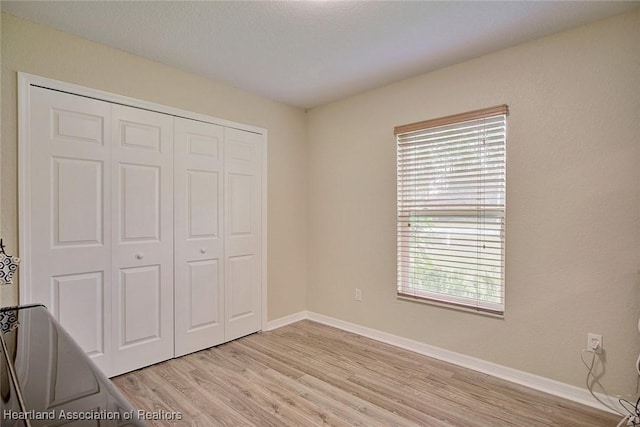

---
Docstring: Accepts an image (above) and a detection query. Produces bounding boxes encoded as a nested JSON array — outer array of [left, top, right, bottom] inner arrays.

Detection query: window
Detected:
[[395, 105, 508, 315]]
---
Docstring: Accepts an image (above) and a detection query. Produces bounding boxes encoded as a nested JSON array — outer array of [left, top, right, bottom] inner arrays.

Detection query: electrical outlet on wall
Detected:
[[587, 333, 603, 353], [355, 288, 362, 301]]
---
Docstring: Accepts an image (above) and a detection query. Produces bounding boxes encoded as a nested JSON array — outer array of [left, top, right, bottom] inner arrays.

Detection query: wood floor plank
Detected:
[[114, 370, 191, 427], [151, 361, 255, 426], [114, 320, 622, 426], [294, 372, 418, 427], [236, 335, 451, 425], [184, 353, 335, 426]]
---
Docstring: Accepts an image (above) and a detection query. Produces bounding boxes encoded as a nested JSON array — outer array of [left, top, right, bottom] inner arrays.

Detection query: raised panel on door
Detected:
[[120, 266, 161, 346], [52, 272, 104, 357], [111, 104, 174, 376], [53, 158, 103, 246], [174, 118, 225, 356], [224, 128, 263, 342], [27, 87, 112, 375], [120, 163, 160, 241]]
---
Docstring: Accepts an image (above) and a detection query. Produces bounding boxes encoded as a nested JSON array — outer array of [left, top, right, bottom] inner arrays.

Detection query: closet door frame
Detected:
[[18, 72, 268, 333]]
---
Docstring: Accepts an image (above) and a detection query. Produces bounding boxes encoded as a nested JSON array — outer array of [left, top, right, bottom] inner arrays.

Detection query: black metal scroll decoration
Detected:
[[0, 238, 20, 286]]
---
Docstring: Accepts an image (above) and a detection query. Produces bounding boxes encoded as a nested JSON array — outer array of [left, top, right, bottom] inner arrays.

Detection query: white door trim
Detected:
[[17, 72, 268, 333]]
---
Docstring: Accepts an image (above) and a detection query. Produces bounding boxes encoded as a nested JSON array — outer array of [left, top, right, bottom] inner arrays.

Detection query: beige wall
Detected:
[[0, 13, 308, 320], [307, 9, 640, 393], [2, 8, 640, 397]]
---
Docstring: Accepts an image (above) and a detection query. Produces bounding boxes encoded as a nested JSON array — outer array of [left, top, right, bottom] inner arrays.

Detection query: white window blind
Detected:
[[395, 105, 507, 315]]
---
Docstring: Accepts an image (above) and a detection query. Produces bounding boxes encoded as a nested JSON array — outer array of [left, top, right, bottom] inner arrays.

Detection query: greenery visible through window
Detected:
[[395, 105, 507, 315]]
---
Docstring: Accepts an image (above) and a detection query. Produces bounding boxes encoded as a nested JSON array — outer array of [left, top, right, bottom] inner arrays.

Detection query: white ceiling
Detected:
[[2, 1, 638, 109]]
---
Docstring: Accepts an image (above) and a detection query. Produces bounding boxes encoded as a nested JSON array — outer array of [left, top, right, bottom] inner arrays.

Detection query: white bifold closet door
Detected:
[[110, 105, 174, 376], [29, 87, 113, 374], [224, 128, 263, 342], [25, 82, 263, 376], [174, 120, 263, 356], [174, 118, 225, 357], [28, 87, 175, 376]]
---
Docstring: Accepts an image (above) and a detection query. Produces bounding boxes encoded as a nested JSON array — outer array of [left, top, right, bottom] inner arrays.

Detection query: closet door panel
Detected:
[[187, 260, 220, 326], [224, 128, 262, 342], [119, 163, 161, 241], [28, 87, 112, 374], [52, 272, 104, 357], [174, 118, 225, 357], [53, 158, 103, 245], [120, 265, 161, 345], [187, 171, 219, 237], [111, 105, 174, 376]]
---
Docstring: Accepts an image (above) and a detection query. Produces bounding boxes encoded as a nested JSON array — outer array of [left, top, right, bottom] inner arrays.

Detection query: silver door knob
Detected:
[[135, 253, 144, 260], [200, 248, 207, 254]]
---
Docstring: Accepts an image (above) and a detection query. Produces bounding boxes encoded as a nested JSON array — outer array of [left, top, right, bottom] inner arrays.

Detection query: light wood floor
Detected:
[[113, 320, 620, 426]]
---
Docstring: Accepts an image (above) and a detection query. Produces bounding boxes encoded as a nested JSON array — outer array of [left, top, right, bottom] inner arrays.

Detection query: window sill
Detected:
[[397, 293, 505, 319]]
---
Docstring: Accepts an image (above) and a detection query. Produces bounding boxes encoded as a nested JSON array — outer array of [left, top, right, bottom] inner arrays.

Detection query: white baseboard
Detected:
[[265, 310, 309, 331], [266, 310, 623, 415]]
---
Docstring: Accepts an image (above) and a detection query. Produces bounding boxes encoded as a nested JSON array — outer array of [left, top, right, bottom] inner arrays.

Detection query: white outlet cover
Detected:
[[587, 333, 602, 353]]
